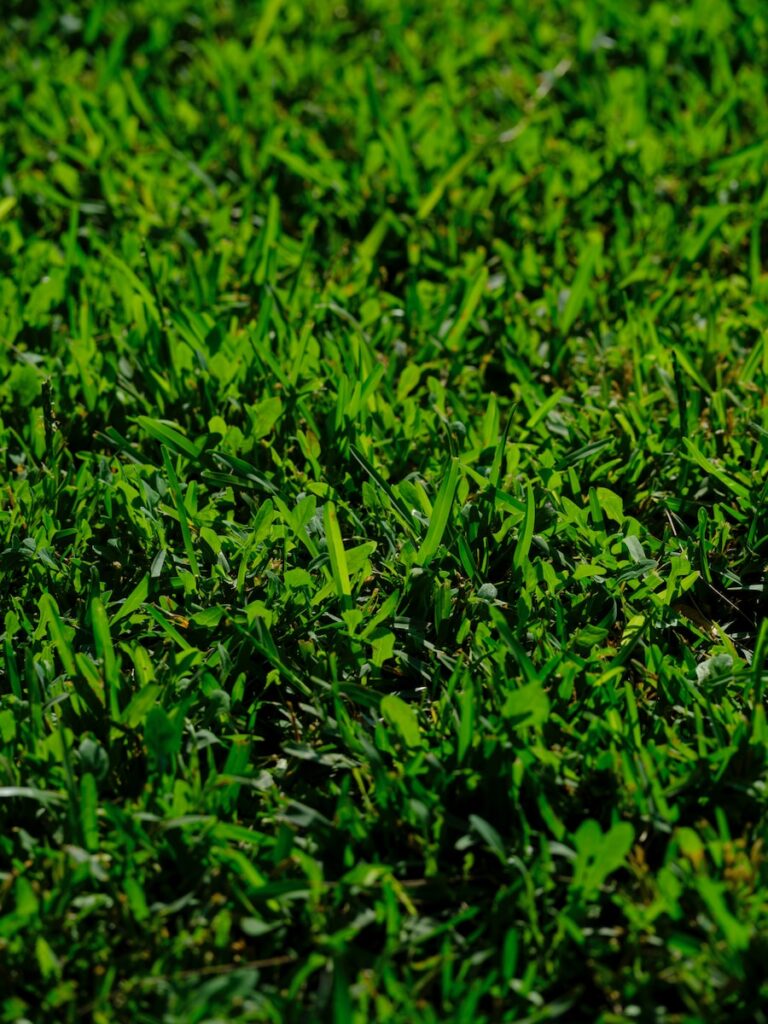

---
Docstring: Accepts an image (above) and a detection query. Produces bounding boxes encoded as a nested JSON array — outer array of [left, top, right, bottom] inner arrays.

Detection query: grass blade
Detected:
[[417, 458, 459, 567], [161, 445, 200, 580], [323, 502, 351, 599], [443, 267, 488, 353], [513, 484, 535, 572]]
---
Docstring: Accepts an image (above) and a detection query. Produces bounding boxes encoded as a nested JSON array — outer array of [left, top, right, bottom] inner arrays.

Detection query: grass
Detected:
[[2, 0, 768, 1021]]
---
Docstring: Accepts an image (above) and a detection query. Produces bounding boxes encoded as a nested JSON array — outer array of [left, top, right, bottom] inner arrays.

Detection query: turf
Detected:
[[2, 1, 768, 1021]]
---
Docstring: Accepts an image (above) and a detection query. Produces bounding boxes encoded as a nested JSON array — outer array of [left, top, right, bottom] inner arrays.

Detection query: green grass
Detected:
[[2, 1, 768, 1021]]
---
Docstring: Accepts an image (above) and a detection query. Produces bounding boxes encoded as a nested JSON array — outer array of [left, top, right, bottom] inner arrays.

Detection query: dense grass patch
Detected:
[[3, 1, 768, 1020]]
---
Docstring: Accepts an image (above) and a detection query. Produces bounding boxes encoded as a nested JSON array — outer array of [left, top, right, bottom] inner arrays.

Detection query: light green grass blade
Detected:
[[137, 417, 201, 460], [416, 458, 459, 567], [323, 502, 351, 598], [40, 594, 75, 677], [110, 573, 149, 626], [92, 597, 120, 720], [443, 268, 488, 352], [513, 484, 536, 571], [381, 694, 421, 747]]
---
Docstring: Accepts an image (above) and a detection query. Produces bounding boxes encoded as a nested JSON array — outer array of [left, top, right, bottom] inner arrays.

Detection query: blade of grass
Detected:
[[443, 267, 488, 353], [513, 484, 536, 572], [92, 597, 120, 720], [162, 446, 200, 580], [40, 594, 76, 677], [137, 416, 201, 461], [559, 234, 601, 336], [417, 458, 459, 567], [323, 502, 351, 600]]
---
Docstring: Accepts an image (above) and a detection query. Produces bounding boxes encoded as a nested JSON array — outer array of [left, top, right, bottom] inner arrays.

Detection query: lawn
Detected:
[[2, 1, 768, 1021]]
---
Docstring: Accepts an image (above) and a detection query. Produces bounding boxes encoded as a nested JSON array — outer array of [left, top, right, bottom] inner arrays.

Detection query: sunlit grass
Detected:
[[2, 1, 768, 1021]]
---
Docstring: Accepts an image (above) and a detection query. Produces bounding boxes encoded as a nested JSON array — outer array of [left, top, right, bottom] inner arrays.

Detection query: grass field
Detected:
[[3, 1, 768, 1021]]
